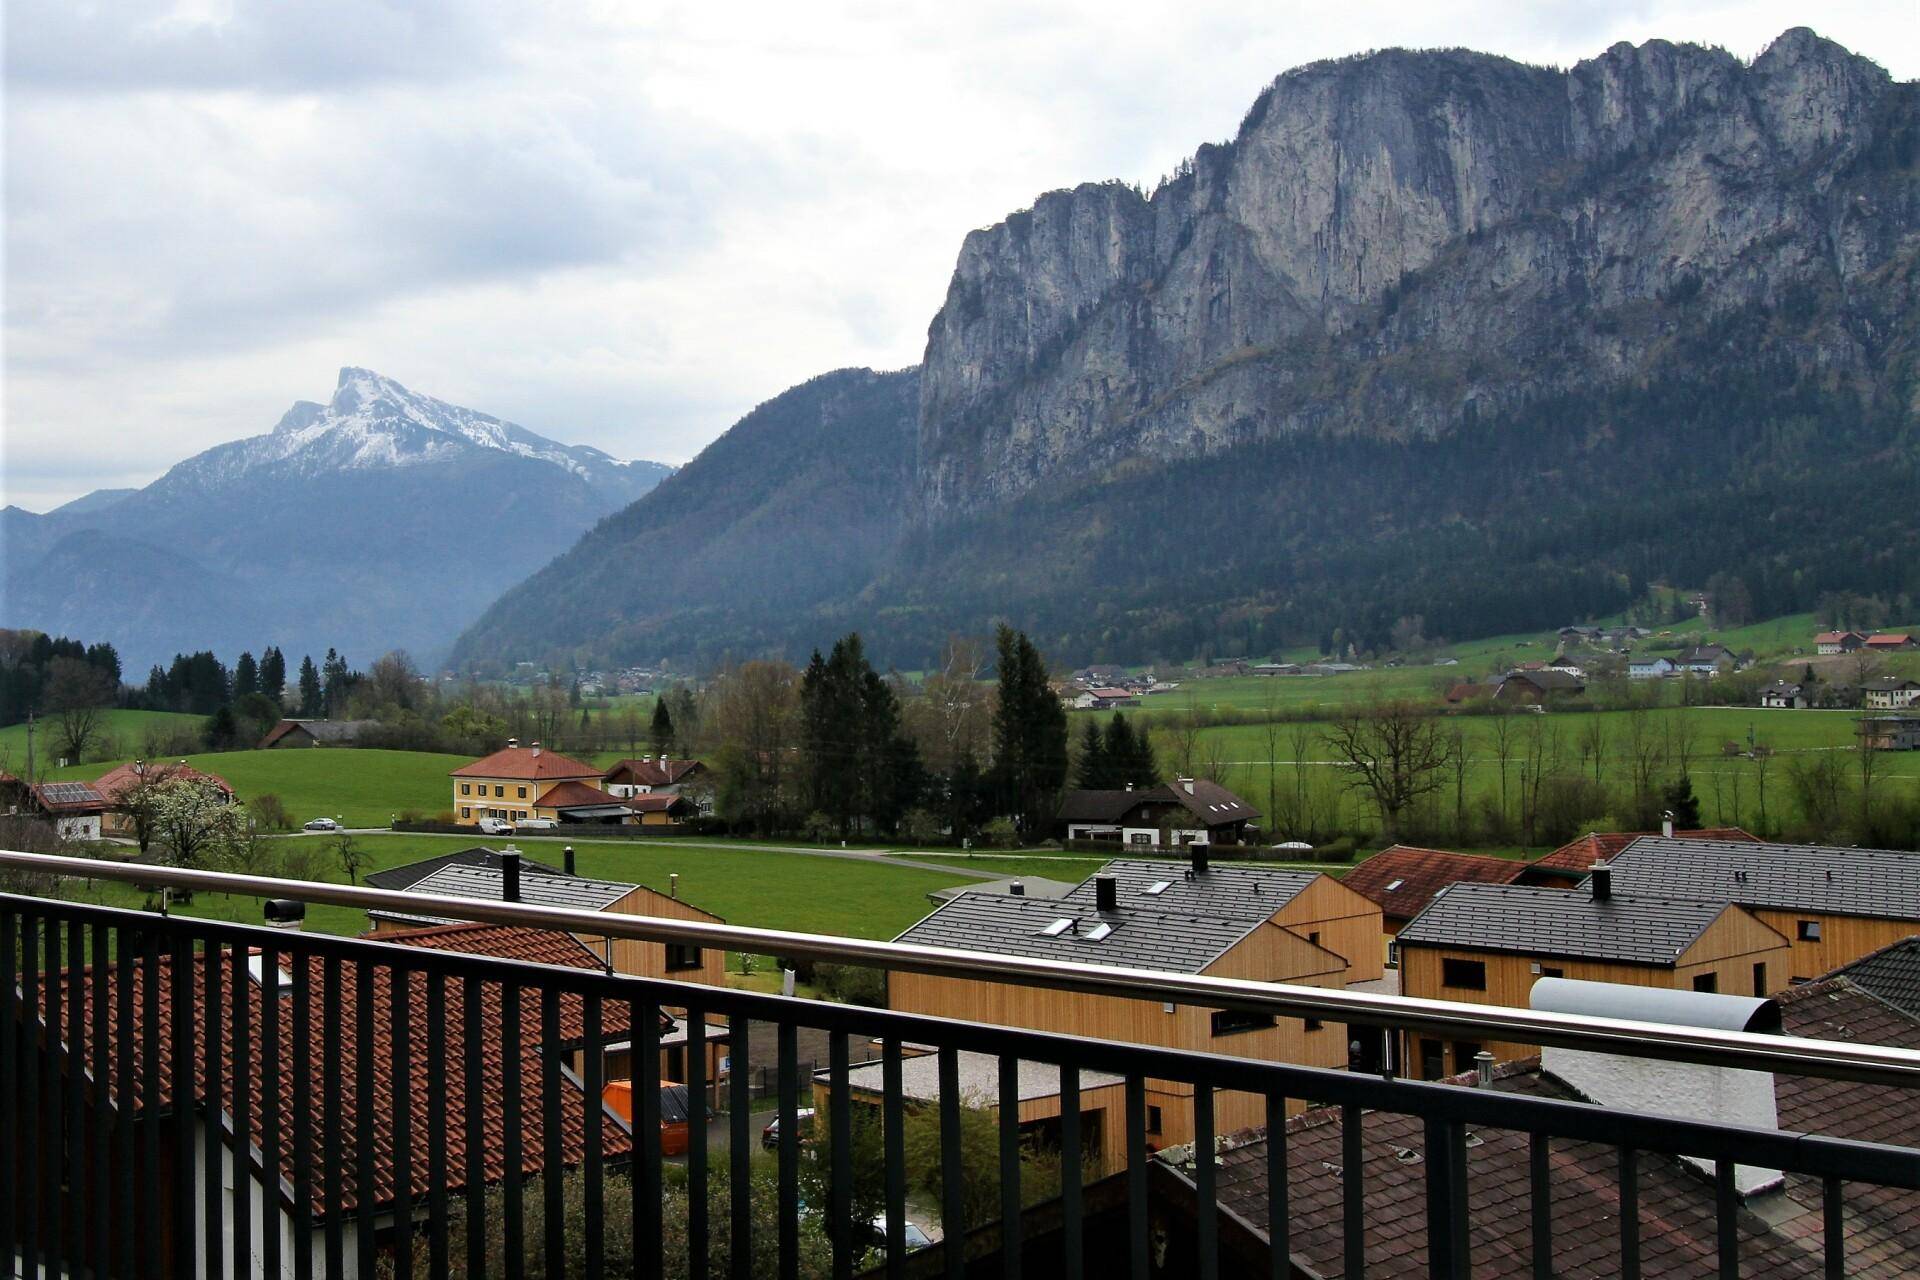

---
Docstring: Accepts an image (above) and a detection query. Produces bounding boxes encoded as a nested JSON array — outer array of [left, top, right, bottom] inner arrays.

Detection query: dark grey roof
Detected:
[[892, 892, 1272, 974], [1833, 938, 1920, 1020], [1057, 789, 1141, 823], [364, 846, 565, 892], [926, 875, 1078, 905], [1057, 781, 1261, 827], [1394, 883, 1735, 966], [1603, 836, 1920, 923], [369, 861, 636, 926], [1057, 859, 1319, 922]]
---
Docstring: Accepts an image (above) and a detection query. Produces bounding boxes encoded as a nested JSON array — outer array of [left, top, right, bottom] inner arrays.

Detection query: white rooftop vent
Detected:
[[247, 955, 294, 997], [1385, 879, 1406, 892], [1145, 881, 1172, 896], [1083, 922, 1114, 942], [1039, 918, 1074, 937]]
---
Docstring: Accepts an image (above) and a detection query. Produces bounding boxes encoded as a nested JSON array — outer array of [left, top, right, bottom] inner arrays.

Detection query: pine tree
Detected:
[[650, 699, 676, 755], [234, 651, 259, 699], [1074, 720, 1110, 790], [321, 649, 350, 717], [990, 626, 1069, 837], [1663, 775, 1703, 829], [1104, 712, 1160, 787], [297, 656, 322, 717], [259, 647, 287, 706]]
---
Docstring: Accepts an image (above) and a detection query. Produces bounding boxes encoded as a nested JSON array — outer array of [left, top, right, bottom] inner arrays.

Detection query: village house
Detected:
[[1515, 824, 1757, 886], [90, 759, 236, 839], [1759, 680, 1809, 708], [1859, 676, 1920, 710], [363, 850, 728, 996], [888, 857, 1384, 1147], [1628, 655, 1678, 679], [1815, 630, 1868, 654], [20, 927, 633, 1278], [601, 756, 712, 812], [448, 740, 606, 826], [0, 776, 108, 841], [1674, 643, 1738, 675], [1491, 668, 1586, 705], [1858, 714, 1920, 751], [1393, 875, 1791, 1076], [1057, 778, 1259, 848], [1144, 967, 1920, 1278], [1591, 835, 1920, 981], [256, 718, 382, 749], [1339, 844, 1526, 950], [1864, 632, 1917, 652]]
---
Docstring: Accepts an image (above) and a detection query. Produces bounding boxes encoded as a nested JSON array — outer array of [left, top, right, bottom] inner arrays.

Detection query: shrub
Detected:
[[816, 963, 886, 1007], [249, 793, 293, 832]]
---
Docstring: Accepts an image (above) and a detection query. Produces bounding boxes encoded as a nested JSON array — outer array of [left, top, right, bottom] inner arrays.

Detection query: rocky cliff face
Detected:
[[916, 29, 1916, 514]]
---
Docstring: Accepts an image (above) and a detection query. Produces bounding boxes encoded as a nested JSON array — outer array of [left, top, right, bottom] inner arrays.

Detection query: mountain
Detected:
[[50, 489, 138, 517], [460, 28, 1918, 669], [2, 369, 672, 670]]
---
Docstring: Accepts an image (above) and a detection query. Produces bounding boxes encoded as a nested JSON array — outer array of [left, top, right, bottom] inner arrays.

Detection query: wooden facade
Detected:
[[1396, 905, 1791, 1075], [889, 918, 1360, 1150], [815, 1069, 1134, 1171], [1267, 875, 1387, 983], [1742, 908, 1920, 983]]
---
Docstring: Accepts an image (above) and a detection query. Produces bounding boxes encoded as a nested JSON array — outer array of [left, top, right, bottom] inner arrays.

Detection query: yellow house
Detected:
[[450, 739, 602, 825], [888, 859, 1384, 1150], [1394, 875, 1792, 1077]]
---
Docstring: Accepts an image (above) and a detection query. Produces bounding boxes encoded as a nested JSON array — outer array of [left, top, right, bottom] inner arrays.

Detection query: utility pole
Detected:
[[24, 711, 35, 785]]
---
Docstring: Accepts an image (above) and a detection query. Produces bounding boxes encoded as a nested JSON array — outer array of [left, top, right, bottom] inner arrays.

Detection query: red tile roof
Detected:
[[450, 746, 601, 781], [91, 760, 235, 803], [533, 780, 629, 809], [626, 793, 693, 814], [1526, 827, 1756, 878], [1340, 845, 1525, 922], [41, 927, 632, 1219], [602, 758, 704, 788], [1865, 633, 1915, 648]]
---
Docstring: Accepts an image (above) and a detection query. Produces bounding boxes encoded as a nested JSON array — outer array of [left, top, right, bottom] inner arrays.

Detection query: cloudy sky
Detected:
[[5, 1, 1916, 511]]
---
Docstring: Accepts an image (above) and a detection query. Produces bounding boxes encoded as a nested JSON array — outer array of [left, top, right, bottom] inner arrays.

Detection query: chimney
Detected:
[[508, 737, 519, 749], [531, 741, 542, 757], [502, 848, 522, 902], [669, 872, 679, 900], [1532, 978, 1784, 1195], [659, 753, 668, 768], [1662, 810, 1675, 839], [1009, 879, 1025, 896], [563, 844, 576, 876], [263, 899, 305, 930], [1192, 845, 1210, 875], [1124, 781, 1134, 792], [1180, 776, 1196, 795], [1095, 875, 1118, 912], [1590, 861, 1612, 902], [1474, 1051, 1495, 1087]]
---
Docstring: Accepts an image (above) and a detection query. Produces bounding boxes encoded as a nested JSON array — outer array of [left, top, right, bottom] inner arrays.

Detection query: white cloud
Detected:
[[5, 0, 1916, 511]]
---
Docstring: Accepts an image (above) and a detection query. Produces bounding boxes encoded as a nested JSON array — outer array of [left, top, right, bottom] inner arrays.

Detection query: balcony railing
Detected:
[[3, 848, 1919, 1279]]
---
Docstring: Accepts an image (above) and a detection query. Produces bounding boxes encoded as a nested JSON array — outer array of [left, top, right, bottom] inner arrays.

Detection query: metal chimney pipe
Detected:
[[1095, 875, 1118, 912], [669, 872, 679, 899], [1662, 810, 1675, 839], [563, 845, 576, 875], [1591, 861, 1612, 903], [1009, 880, 1025, 897], [1475, 1050, 1496, 1086], [1192, 844, 1210, 875], [502, 849, 522, 902]]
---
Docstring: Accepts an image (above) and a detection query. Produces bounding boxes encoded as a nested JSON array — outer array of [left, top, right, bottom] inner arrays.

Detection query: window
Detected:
[[1418, 1038, 1445, 1081], [1454, 1041, 1483, 1074], [1039, 918, 1073, 937], [459, 807, 470, 819], [1541, 967, 1564, 979], [460, 783, 471, 795], [1307, 931, 1321, 947], [665, 944, 703, 972], [1129, 833, 1151, 845], [1797, 920, 1822, 941], [1692, 972, 1718, 993], [494, 785, 505, 798], [1305, 1017, 1323, 1031], [1210, 1010, 1277, 1037], [1441, 958, 1486, 990], [1146, 1105, 1163, 1135], [1384, 879, 1405, 892], [518, 786, 528, 798], [1753, 962, 1768, 996]]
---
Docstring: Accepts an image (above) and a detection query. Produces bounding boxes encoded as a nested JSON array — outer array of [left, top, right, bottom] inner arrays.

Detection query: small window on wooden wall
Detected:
[[1441, 958, 1486, 990]]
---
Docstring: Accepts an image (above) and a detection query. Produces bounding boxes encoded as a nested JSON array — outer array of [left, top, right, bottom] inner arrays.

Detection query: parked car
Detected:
[[302, 818, 340, 832], [761, 1108, 815, 1150], [515, 817, 559, 830], [476, 816, 514, 835], [870, 1216, 933, 1252]]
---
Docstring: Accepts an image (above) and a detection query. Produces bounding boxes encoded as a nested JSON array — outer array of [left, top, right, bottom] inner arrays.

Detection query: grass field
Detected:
[[46, 748, 470, 827], [59, 832, 983, 942], [0, 709, 204, 769]]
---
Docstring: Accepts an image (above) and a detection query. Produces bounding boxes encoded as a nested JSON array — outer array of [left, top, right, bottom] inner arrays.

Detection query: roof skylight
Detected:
[[1039, 918, 1073, 937]]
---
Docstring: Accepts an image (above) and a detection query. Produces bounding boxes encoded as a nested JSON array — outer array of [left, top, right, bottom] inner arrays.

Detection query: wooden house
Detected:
[[1394, 875, 1791, 1076], [888, 858, 1383, 1148], [1597, 835, 1920, 982], [257, 718, 381, 748], [1339, 845, 1525, 949], [1057, 780, 1260, 848]]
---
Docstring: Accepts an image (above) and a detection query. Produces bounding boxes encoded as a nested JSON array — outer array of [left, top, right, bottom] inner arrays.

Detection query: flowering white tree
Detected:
[[150, 778, 246, 869]]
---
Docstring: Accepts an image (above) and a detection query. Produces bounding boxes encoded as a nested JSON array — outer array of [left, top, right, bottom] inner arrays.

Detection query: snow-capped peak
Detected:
[[153, 367, 667, 494]]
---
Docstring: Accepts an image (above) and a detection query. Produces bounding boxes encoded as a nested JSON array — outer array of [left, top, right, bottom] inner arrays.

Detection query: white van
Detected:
[[516, 817, 559, 831], [476, 816, 514, 835]]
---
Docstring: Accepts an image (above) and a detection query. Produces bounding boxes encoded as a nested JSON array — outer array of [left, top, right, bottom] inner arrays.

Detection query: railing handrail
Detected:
[[6, 847, 1920, 1088]]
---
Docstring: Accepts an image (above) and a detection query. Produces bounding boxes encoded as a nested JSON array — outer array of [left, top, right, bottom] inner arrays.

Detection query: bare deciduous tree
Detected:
[[1324, 700, 1449, 838]]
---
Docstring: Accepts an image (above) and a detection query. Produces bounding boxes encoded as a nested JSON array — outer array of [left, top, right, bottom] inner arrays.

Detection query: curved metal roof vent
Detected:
[[1529, 976, 1781, 1034]]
